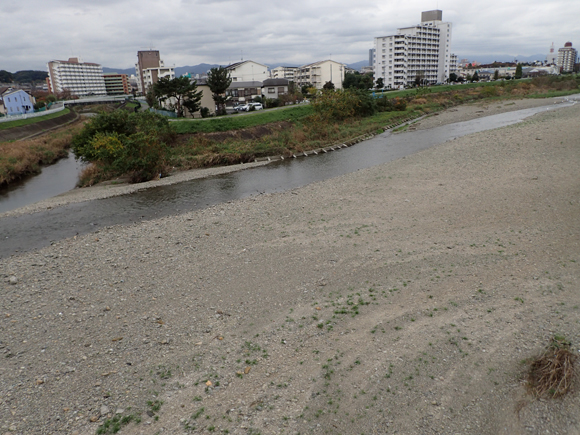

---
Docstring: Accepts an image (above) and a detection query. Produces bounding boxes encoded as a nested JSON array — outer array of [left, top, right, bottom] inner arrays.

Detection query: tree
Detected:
[[342, 72, 359, 89], [415, 70, 426, 87], [153, 76, 203, 118], [449, 73, 458, 83], [375, 77, 384, 89], [472, 71, 479, 82], [145, 87, 158, 109], [323, 81, 335, 90], [515, 63, 523, 79], [360, 73, 374, 90], [207, 67, 232, 115], [300, 83, 312, 95], [493, 70, 499, 80]]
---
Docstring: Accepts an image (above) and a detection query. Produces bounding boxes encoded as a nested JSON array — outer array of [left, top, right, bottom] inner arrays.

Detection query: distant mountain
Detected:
[[102, 67, 135, 75], [347, 60, 370, 71], [175, 64, 220, 76]]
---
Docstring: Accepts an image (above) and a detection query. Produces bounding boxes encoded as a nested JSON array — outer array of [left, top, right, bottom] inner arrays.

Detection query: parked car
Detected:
[[248, 103, 263, 111], [234, 104, 248, 112]]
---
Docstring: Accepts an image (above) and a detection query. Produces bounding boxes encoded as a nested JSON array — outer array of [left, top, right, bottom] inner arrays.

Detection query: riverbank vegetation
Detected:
[[2, 75, 578, 188], [0, 108, 71, 131], [0, 120, 83, 185]]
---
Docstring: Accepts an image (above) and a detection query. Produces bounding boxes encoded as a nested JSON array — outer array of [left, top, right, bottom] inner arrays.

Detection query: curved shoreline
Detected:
[[0, 95, 572, 219]]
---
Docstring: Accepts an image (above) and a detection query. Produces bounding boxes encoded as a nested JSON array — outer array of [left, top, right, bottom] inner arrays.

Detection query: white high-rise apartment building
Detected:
[[374, 10, 453, 89], [47, 57, 106, 96]]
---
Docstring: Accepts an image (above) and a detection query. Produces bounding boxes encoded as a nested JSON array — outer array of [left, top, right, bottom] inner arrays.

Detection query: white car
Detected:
[[248, 102, 263, 111]]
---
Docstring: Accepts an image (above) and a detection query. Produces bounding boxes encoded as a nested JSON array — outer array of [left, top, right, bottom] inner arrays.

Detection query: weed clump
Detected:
[[527, 336, 577, 398]]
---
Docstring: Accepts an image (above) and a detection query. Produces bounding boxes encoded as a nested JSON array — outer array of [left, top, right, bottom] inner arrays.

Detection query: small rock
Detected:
[[90, 416, 99, 422], [9, 276, 18, 285], [244, 367, 251, 374], [100, 405, 110, 415]]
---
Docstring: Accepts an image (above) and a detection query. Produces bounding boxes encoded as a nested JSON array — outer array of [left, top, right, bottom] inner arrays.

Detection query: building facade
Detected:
[[135, 50, 175, 94], [225, 81, 263, 106], [296, 60, 346, 89], [262, 78, 289, 100], [103, 73, 130, 95], [46, 57, 107, 96], [270, 66, 298, 81], [373, 10, 454, 89], [1, 89, 36, 115], [226, 61, 269, 82], [557, 42, 577, 73]]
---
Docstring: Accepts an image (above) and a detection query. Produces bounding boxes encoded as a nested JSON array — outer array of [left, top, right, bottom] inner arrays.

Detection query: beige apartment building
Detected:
[[296, 60, 346, 89], [557, 42, 577, 73], [270, 66, 298, 81]]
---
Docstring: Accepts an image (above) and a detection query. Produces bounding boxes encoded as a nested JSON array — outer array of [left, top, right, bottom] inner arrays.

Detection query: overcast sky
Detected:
[[1, 0, 578, 72]]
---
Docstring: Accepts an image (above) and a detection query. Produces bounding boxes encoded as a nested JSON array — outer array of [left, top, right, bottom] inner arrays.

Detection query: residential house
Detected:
[[296, 60, 346, 90], [184, 78, 216, 118], [1, 89, 36, 115], [262, 78, 289, 100], [226, 61, 269, 83], [225, 81, 263, 106]]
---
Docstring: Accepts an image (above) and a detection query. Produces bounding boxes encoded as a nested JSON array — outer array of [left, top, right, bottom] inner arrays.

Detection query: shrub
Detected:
[[311, 89, 376, 121], [200, 107, 211, 118], [72, 111, 174, 184]]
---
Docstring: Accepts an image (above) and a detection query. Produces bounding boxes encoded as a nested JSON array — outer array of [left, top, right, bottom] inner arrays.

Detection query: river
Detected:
[[0, 99, 576, 259]]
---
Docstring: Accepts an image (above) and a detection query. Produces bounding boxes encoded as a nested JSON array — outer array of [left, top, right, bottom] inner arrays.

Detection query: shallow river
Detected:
[[0, 100, 575, 259]]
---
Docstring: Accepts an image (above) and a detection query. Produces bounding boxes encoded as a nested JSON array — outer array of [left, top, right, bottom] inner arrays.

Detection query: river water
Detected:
[[0, 100, 575, 259]]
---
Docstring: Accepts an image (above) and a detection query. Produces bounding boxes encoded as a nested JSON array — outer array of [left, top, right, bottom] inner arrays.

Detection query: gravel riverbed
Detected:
[[1, 98, 579, 435]]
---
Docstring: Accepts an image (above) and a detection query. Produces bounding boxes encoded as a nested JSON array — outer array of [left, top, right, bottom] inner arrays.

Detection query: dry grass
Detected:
[[0, 121, 85, 185], [528, 336, 577, 398]]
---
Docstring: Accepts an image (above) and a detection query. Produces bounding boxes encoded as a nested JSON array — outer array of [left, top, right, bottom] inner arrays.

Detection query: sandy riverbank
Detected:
[[1, 100, 579, 435]]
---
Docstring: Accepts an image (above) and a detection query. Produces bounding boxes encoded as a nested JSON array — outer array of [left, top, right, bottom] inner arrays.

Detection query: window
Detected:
[[268, 87, 275, 94]]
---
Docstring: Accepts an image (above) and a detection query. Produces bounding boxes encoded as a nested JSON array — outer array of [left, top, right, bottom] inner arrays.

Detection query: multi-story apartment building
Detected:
[[270, 66, 298, 81], [226, 61, 269, 82], [135, 50, 175, 94], [296, 60, 346, 90], [103, 73, 130, 95], [450, 53, 458, 76], [373, 10, 454, 89], [46, 57, 107, 96], [557, 42, 577, 72]]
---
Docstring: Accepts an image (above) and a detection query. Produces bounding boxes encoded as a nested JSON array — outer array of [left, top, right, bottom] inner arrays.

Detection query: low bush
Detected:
[[311, 89, 376, 121], [72, 111, 175, 184]]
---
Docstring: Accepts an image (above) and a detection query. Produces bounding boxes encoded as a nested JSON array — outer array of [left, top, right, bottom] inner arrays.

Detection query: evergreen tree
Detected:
[[207, 67, 232, 115]]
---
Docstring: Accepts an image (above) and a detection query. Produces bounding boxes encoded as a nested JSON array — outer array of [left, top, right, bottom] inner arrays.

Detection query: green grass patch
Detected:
[[0, 108, 71, 130], [170, 105, 313, 134]]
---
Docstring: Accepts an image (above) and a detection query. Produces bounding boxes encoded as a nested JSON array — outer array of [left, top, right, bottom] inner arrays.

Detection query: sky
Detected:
[[1, 0, 578, 72]]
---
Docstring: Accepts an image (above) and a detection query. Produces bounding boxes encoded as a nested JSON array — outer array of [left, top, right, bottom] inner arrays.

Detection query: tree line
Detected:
[[0, 70, 48, 84]]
